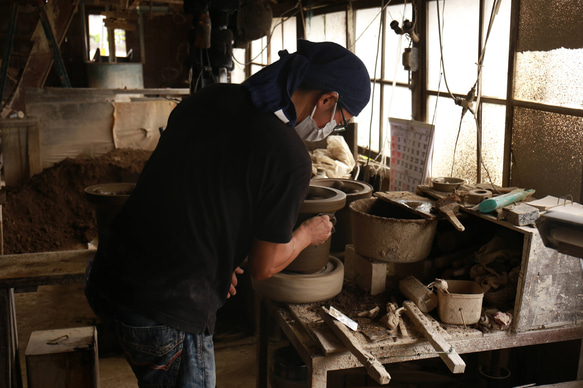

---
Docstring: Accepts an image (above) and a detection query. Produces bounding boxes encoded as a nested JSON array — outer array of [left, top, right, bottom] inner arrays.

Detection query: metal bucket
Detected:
[[438, 280, 484, 325], [349, 197, 437, 263]]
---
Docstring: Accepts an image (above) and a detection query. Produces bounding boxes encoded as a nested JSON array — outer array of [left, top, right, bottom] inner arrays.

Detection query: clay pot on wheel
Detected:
[[311, 178, 373, 252], [284, 185, 346, 273], [253, 256, 344, 303]]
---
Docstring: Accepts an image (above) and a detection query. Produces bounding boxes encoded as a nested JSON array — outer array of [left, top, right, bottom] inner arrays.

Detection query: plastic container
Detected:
[[437, 280, 484, 325]]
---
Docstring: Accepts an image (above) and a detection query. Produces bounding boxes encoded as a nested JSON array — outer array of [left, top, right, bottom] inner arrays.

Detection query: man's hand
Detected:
[[302, 214, 333, 246], [227, 267, 245, 299]]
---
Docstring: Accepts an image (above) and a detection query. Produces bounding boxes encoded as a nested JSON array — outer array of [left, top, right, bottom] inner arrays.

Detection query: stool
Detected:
[[25, 326, 99, 388]]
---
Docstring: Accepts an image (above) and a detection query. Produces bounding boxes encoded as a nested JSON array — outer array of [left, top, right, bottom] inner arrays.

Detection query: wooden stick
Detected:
[[319, 307, 391, 385], [403, 301, 466, 374]]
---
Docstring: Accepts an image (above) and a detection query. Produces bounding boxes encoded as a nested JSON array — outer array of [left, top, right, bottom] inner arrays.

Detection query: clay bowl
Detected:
[[285, 185, 346, 273], [311, 178, 373, 252], [431, 177, 465, 192]]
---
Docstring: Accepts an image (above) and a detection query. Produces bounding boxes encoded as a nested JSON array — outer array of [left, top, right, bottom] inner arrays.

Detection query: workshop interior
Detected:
[[0, 0, 582, 387]]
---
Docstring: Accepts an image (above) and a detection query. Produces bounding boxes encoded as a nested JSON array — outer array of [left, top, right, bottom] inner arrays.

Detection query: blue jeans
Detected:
[[85, 266, 216, 388]]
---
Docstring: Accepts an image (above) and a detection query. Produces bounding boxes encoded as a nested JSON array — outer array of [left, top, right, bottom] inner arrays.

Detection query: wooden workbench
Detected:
[[256, 296, 583, 388], [255, 208, 583, 387], [0, 249, 94, 388]]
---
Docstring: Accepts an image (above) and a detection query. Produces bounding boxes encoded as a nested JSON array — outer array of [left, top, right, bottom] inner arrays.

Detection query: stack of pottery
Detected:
[[310, 178, 373, 253], [253, 184, 347, 303]]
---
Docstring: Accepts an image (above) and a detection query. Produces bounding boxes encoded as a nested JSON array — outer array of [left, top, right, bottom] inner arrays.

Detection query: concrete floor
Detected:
[[14, 283, 260, 388]]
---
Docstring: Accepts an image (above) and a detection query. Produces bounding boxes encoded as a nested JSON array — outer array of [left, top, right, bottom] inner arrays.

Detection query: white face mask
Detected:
[[294, 102, 337, 142]]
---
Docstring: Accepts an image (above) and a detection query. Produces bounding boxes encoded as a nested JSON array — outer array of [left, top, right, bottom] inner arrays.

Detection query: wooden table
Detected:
[[0, 249, 94, 388], [256, 296, 583, 388]]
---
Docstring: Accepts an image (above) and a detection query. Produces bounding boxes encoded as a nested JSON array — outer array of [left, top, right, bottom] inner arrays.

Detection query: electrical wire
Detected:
[[441, 0, 501, 182], [365, 0, 387, 181]]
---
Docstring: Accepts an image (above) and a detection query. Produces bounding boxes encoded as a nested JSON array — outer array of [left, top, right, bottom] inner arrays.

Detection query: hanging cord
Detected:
[[435, 0, 456, 101], [364, 0, 387, 184], [375, 0, 409, 165], [445, 0, 501, 179]]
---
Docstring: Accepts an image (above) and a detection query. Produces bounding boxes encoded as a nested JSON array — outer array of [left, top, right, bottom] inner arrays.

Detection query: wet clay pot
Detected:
[[284, 185, 346, 273], [85, 182, 135, 247], [350, 197, 437, 263], [311, 178, 373, 253]]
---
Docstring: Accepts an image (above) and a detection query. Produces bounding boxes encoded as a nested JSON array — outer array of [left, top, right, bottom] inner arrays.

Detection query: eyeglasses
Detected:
[[333, 99, 349, 133]]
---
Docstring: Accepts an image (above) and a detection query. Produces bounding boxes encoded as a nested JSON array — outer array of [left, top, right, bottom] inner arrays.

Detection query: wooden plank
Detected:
[[320, 306, 391, 385], [0, 249, 93, 289], [26, 121, 42, 178], [403, 301, 466, 374], [1, 126, 27, 187], [287, 304, 344, 355], [374, 191, 436, 220]]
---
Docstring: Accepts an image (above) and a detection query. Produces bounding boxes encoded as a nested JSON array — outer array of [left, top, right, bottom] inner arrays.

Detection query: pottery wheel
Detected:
[[252, 256, 344, 304]]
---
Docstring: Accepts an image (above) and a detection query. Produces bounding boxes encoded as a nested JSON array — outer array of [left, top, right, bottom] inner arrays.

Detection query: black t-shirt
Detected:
[[88, 84, 312, 334]]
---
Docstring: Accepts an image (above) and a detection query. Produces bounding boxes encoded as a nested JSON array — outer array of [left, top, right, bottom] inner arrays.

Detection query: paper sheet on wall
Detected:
[[389, 118, 434, 192], [112, 100, 177, 150]]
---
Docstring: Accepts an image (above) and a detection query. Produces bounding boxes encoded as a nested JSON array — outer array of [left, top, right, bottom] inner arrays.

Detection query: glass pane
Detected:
[[355, 7, 382, 80], [270, 17, 284, 55], [511, 108, 583, 201], [230, 48, 246, 84], [427, 0, 480, 94], [515, 48, 583, 109], [357, 82, 382, 153], [427, 95, 478, 183], [480, 0, 511, 99], [384, 4, 413, 84], [250, 36, 268, 65], [379, 85, 413, 157], [305, 11, 346, 46], [282, 17, 297, 53], [480, 103, 505, 186]]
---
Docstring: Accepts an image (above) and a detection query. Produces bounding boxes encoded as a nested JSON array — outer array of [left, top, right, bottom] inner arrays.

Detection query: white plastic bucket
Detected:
[[438, 280, 484, 325]]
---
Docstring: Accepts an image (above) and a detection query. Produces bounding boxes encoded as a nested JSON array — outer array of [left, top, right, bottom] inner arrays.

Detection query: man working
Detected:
[[85, 39, 371, 387]]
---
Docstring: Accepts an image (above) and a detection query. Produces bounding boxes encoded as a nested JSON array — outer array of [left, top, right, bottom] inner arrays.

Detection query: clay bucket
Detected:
[[438, 280, 484, 325], [311, 178, 373, 252], [285, 185, 346, 273], [85, 182, 135, 247], [349, 197, 437, 263]]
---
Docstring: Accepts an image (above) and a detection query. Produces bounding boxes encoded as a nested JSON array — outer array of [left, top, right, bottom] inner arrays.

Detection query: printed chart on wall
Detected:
[[389, 118, 435, 192]]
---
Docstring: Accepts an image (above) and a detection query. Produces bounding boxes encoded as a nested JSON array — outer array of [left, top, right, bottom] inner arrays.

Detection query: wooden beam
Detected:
[[320, 306, 391, 385], [403, 300, 466, 374]]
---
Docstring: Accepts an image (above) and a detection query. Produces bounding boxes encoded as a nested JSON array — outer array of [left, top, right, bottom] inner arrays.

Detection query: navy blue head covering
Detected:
[[242, 40, 371, 126]]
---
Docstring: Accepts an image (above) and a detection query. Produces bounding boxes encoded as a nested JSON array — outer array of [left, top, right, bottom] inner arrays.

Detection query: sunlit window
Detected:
[[88, 14, 127, 59]]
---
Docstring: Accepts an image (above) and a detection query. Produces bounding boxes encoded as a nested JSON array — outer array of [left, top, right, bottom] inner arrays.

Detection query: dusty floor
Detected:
[[15, 283, 260, 388]]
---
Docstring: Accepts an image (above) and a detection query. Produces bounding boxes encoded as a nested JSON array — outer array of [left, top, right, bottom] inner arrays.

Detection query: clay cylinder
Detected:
[[285, 185, 346, 273], [311, 178, 373, 253]]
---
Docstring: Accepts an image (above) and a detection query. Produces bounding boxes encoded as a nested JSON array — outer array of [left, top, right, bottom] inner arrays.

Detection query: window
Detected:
[[88, 14, 127, 60], [249, 16, 297, 76], [426, 0, 511, 186], [354, 4, 413, 159]]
